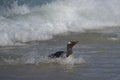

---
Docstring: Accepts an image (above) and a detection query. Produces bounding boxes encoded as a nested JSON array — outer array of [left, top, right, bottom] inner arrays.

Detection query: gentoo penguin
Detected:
[[48, 41, 79, 58]]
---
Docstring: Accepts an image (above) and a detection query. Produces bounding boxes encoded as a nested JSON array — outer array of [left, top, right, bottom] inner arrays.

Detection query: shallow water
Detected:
[[0, 0, 120, 80], [0, 33, 120, 80]]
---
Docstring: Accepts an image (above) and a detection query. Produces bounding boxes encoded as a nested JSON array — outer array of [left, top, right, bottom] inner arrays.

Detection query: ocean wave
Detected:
[[0, 0, 120, 46]]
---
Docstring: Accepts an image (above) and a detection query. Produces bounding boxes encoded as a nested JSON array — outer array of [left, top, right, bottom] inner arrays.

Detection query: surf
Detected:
[[1, 54, 86, 65], [0, 0, 120, 46]]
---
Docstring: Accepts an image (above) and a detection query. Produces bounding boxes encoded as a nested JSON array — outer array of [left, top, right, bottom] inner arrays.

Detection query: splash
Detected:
[[1, 54, 86, 65], [0, 0, 120, 46], [54, 55, 86, 65]]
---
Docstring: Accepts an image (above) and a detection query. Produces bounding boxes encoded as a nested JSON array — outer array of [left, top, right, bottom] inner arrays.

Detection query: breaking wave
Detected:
[[0, 0, 120, 46]]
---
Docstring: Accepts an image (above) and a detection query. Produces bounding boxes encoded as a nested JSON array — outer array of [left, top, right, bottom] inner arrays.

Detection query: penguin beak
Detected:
[[72, 41, 79, 45], [76, 41, 79, 44]]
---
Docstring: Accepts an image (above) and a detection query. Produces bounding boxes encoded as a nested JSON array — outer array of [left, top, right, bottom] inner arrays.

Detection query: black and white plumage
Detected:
[[48, 41, 79, 58]]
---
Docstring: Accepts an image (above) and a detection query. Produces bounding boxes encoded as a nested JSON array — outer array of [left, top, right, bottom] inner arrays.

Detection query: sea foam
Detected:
[[0, 0, 120, 46]]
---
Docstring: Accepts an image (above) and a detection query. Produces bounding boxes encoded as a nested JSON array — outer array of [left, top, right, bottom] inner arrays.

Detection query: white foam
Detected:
[[1, 53, 86, 65], [58, 55, 86, 65], [108, 37, 119, 41], [0, 0, 120, 46]]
